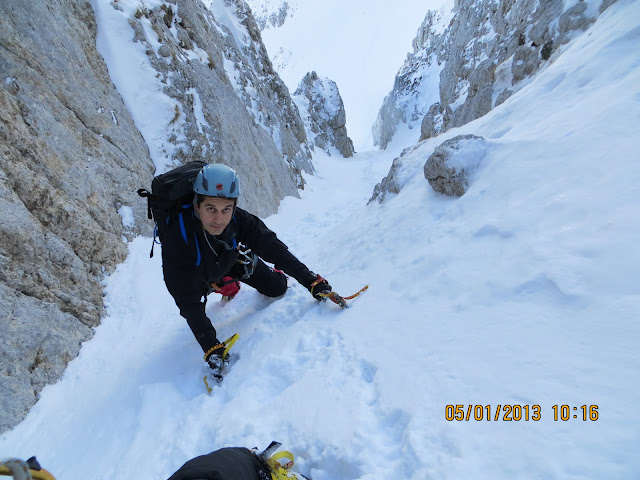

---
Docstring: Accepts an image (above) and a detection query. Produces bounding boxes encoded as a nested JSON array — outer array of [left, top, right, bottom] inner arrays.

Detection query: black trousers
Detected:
[[193, 259, 287, 352], [236, 258, 287, 297]]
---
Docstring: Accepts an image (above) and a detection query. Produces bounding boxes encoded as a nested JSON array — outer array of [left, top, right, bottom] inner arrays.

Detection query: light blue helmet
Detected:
[[193, 163, 240, 198]]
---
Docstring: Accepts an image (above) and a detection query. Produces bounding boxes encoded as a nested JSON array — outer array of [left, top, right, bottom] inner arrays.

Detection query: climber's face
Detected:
[[195, 196, 234, 236]]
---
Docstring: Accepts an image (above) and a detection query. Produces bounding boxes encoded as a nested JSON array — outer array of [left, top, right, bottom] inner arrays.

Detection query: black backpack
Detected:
[[137, 160, 206, 257]]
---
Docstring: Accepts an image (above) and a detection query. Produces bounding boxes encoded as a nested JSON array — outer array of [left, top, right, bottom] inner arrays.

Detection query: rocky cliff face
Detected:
[[117, 0, 313, 216], [373, 0, 617, 148], [293, 71, 354, 158], [0, 0, 311, 433], [0, 0, 155, 433], [247, 0, 293, 30]]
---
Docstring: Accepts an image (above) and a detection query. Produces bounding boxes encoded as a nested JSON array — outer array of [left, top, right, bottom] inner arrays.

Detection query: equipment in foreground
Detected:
[[203, 333, 239, 393], [167, 441, 310, 479], [318, 285, 369, 308], [0, 457, 56, 480], [257, 441, 310, 480]]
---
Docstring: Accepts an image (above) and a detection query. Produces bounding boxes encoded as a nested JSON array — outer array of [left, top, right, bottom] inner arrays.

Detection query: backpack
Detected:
[[137, 160, 206, 257], [166, 443, 309, 480]]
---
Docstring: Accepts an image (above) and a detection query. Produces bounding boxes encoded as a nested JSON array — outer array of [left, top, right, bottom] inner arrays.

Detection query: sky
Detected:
[[245, 0, 449, 150], [2, 0, 640, 479]]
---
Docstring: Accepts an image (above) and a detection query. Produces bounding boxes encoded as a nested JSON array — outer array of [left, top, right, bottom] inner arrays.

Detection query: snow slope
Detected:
[[2, 1, 640, 479]]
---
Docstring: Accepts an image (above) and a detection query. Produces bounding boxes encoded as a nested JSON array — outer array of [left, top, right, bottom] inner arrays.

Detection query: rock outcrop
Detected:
[[423, 134, 487, 197], [293, 72, 354, 158], [369, 134, 488, 203], [368, 144, 421, 204], [246, 0, 293, 30], [373, 0, 618, 148]]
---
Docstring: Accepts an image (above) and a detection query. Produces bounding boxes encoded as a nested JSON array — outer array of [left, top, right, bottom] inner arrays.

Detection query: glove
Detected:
[[307, 272, 332, 301], [212, 276, 240, 298]]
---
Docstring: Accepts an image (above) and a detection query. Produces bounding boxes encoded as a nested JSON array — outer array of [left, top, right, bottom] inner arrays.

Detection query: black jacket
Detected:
[[161, 206, 312, 351]]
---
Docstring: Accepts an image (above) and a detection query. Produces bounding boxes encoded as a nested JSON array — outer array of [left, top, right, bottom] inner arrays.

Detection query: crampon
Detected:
[[203, 333, 239, 393]]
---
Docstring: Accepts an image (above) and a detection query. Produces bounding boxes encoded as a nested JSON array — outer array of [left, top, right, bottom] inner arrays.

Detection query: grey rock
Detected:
[[369, 158, 404, 204], [559, 2, 589, 32], [158, 44, 172, 57], [294, 72, 354, 158], [0, 283, 92, 433], [374, 0, 617, 148], [448, 59, 497, 129], [247, 0, 292, 30], [423, 134, 487, 197], [127, 0, 313, 213], [557, 2, 594, 44], [511, 44, 539, 83], [528, 0, 565, 47], [420, 103, 443, 141], [495, 88, 513, 107], [372, 9, 443, 149], [369, 144, 421, 204]]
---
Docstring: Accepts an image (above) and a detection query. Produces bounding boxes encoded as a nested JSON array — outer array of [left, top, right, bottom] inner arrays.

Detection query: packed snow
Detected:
[[2, 1, 640, 479]]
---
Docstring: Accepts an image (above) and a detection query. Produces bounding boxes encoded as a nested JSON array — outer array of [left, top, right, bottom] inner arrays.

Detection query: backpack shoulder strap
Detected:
[[137, 188, 153, 219]]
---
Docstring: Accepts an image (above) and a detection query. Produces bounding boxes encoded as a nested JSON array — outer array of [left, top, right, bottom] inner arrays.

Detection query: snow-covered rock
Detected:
[[125, 0, 313, 204], [293, 72, 354, 157], [368, 144, 421, 204], [373, 0, 618, 148], [246, 0, 293, 30], [423, 134, 487, 196], [369, 133, 489, 203]]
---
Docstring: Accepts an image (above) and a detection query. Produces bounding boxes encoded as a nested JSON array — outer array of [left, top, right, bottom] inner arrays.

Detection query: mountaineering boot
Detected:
[[204, 342, 228, 382], [202, 334, 239, 391]]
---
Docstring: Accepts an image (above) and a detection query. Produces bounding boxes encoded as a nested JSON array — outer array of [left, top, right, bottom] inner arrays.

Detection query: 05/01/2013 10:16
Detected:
[[444, 404, 599, 421]]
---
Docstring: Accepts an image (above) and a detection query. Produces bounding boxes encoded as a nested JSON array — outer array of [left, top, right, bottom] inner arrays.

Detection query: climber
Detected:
[[159, 163, 332, 378]]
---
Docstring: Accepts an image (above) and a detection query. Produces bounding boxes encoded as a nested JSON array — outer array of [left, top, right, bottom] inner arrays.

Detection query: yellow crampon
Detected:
[[203, 333, 239, 393], [265, 450, 303, 480], [220, 333, 239, 358], [319, 284, 369, 308], [0, 458, 56, 480], [255, 442, 309, 480]]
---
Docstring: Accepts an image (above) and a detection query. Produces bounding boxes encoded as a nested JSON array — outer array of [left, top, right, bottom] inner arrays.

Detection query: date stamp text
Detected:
[[444, 404, 599, 421]]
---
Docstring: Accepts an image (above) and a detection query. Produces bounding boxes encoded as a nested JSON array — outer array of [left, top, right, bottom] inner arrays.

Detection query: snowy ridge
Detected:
[[293, 72, 354, 157], [247, 0, 295, 30], [1, 1, 639, 479], [374, 0, 618, 148]]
